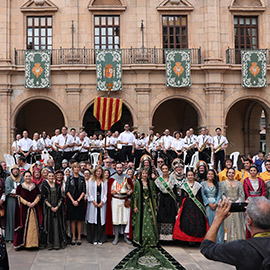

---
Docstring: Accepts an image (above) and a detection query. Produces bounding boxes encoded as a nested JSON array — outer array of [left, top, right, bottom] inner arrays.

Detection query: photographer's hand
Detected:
[[204, 198, 231, 243]]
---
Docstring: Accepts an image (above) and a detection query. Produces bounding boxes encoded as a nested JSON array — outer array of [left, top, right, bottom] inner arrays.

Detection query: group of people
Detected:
[[1, 124, 269, 269]]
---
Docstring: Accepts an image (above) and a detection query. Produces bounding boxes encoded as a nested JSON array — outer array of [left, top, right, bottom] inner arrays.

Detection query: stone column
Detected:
[[0, 89, 12, 159], [135, 88, 151, 133]]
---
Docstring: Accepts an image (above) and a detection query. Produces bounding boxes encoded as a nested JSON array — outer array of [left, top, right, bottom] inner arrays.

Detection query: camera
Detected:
[[229, 202, 248, 212]]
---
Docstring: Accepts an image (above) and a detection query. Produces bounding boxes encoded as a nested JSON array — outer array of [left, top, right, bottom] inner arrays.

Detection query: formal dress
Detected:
[[221, 180, 246, 242], [13, 183, 43, 250], [41, 181, 66, 250], [201, 182, 224, 243]]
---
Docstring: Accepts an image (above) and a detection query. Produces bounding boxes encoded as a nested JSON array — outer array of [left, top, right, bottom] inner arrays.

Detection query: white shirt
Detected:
[[55, 134, 73, 152], [32, 139, 44, 151], [18, 137, 33, 152], [196, 135, 212, 148], [102, 136, 117, 150], [71, 136, 80, 151], [145, 135, 157, 144], [91, 139, 101, 150], [183, 136, 197, 146], [40, 137, 52, 151], [160, 135, 174, 150], [119, 131, 135, 146], [51, 135, 58, 150], [135, 138, 146, 150], [78, 138, 90, 153], [212, 135, 228, 148], [171, 138, 185, 151], [12, 140, 20, 153]]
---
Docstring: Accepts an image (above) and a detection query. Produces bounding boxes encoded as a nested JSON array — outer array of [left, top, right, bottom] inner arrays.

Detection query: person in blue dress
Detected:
[[201, 169, 224, 243]]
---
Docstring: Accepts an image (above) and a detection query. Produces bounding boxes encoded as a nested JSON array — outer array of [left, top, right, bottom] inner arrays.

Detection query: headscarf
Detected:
[[10, 164, 22, 183], [195, 160, 208, 183], [31, 167, 44, 186]]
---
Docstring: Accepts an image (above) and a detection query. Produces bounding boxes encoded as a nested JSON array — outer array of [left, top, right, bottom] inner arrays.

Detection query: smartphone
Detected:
[[229, 202, 248, 212]]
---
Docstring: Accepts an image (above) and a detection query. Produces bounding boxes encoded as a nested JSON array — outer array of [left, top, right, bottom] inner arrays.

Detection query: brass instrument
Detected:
[[215, 140, 225, 154], [199, 138, 209, 152]]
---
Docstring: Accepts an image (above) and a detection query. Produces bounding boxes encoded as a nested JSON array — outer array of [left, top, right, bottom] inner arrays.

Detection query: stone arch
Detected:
[[225, 96, 270, 155], [151, 95, 204, 134], [12, 97, 66, 137], [82, 99, 136, 135]]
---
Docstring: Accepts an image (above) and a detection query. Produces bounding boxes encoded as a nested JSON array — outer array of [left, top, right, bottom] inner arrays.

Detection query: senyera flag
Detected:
[[93, 97, 123, 130]]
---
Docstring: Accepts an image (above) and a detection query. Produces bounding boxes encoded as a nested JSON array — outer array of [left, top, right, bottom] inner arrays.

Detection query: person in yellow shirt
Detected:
[[240, 159, 253, 183], [219, 158, 241, 181], [259, 160, 270, 199]]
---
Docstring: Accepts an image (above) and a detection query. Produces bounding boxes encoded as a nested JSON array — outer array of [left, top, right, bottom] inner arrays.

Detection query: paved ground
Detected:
[[7, 238, 235, 270]]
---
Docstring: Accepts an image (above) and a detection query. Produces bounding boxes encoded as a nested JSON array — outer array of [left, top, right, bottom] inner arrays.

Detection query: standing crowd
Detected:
[[0, 123, 269, 255]]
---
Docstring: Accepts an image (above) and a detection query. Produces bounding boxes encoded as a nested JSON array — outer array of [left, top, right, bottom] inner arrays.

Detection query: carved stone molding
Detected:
[[21, 0, 58, 13], [156, 0, 194, 11], [88, 0, 126, 11], [229, 0, 265, 12]]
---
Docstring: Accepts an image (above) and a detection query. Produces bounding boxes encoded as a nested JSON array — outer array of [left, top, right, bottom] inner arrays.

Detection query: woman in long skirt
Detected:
[[221, 168, 246, 242], [201, 169, 224, 243], [41, 172, 66, 250], [85, 166, 107, 245], [173, 169, 209, 243]]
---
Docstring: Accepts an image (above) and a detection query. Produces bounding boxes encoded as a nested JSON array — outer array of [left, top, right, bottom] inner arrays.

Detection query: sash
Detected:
[[157, 176, 177, 202], [183, 182, 206, 217]]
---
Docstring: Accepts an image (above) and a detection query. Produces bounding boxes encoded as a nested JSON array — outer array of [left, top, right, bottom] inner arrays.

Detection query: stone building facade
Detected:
[[0, 0, 270, 159]]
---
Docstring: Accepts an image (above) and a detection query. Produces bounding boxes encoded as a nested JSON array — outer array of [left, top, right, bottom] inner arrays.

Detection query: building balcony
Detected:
[[226, 47, 270, 64], [14, 47, 201, 66]]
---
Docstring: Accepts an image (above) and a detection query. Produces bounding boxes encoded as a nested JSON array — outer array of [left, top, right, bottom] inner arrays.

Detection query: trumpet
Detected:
[[199, 138, 209, 152], [215, 140, 225, 153]]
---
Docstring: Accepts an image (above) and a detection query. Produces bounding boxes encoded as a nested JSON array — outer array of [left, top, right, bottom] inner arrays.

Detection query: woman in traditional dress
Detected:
[[114, 168, 184, 270], [173, 169, 208, 243], [243, 165, 266, 200], [65, 162, 86, 245], [0, 166, 6, 231], [86, 166, 107, 245], [155, 164, 178, 241], [201, 169, 224, 243], [55, 170, 65, 195], [13, 171, 42, 250], [5, 165, 24, 242], [221, 168, 246, 242], [104, 169, 110, 181], [41, 172, 66, 250], [31, 168, 44, 190]]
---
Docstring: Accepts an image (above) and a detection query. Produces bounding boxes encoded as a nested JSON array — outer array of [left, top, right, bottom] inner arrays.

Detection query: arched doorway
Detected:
[[152, 98, 199, 134], [15, 99, 65, 137], [83, 103, 133, 135], [226, 99, 269, 155]]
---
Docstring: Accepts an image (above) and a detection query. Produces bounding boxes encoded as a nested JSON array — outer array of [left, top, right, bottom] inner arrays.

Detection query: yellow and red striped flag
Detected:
[[93, 97, 123, 130]]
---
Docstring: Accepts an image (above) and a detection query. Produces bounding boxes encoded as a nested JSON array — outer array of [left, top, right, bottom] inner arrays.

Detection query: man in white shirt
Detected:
[[12, 134, 21, 162], [32, 132, 43, 162], [50, 129, 60, 168], [196, 127, 213, 164], [102, 130, 117, 160], [70, 128, 81, 158], [118, 124, 135, 162], [134, 132, 146, 169], [183, 130, 197, 165], [40, 131, 52, 152], [76, 132, 90, 162], [160, 129, 174, 166], [212, 127, 228, 171], [171, 131, 185, 160], [18, 130, 33, 163], [55, 126, 74, 163]]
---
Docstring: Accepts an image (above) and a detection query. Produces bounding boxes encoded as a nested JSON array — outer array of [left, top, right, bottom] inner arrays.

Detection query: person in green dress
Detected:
[[114, 168, 184, 270]]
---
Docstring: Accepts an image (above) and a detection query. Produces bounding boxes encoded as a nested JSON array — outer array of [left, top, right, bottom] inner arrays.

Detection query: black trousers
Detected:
[[214, 150, 225, 171], [171, 151, 184, 161], [107, 149, 116, 160], [121, 146, 133, 162], [199, 148, 211, 164], [185, 149, 196, 165], [134, 149, 144, 169], [20, 152, 31, 163], [77, 152, 89, 162]]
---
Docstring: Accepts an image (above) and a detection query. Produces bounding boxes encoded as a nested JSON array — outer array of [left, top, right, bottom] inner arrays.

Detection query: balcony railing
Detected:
[[14, 47, 201, 66], [226, 48, 270, 64]]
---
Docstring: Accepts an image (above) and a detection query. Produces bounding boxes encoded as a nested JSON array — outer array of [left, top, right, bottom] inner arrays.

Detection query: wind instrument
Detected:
[[215, 140, 225, 153], [199, 138, 208, 152]]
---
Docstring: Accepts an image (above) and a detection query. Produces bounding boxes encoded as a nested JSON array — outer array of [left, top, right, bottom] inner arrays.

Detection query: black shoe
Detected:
[[77, 240, 81, 246], [71, 240, 76, 246]]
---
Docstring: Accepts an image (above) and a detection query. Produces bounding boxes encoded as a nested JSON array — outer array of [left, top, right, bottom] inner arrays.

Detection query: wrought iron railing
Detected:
[[14, 47, 201, 65], [226, 48, 270, 64]]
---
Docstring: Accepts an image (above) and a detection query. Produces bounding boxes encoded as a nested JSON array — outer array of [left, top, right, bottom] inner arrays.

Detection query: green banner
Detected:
[[25, 50, 51, 89], [166, 49, 191, 88], [241, 49, 267, 88], [95, 50, 122, 91]]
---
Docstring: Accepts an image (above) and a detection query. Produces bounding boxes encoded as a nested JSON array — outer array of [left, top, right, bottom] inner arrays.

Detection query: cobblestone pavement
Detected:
[[7, 238, 234, 270]]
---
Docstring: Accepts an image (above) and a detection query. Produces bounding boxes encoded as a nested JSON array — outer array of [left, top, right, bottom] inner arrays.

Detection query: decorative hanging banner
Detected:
[[165, 49, 191, 88], [93, 97, 123, 130], [95, 50, 122, 91], [241, 49, 267, 88], [25, 50, 51, 89]]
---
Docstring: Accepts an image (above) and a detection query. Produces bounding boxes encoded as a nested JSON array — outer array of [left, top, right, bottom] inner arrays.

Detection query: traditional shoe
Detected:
[[112, 238, 119, 245], [93, 242, 98, 245], [124, 235, 132, 245], [77, 240, 82, 246], [71, 240, 76, 246], [98, 242, 103, 245]]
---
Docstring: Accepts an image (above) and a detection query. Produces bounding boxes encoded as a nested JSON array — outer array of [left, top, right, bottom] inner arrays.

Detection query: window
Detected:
[[94, 16, 120, 49], [27, 16, 52, 50], [162, 15, 188, 49], [234, 16, 258, 50]]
